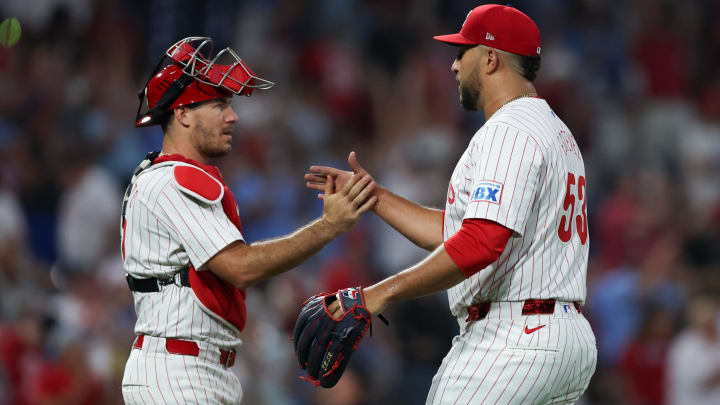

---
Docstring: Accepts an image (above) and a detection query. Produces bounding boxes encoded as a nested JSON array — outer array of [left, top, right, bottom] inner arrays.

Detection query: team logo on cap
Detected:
[[486, 33, 495, 40], [471, 180, 503, 204], [537, 47, 541, 54]]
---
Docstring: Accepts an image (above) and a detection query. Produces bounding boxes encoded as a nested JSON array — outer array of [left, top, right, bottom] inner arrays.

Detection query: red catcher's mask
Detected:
[[135, 37, 274, 127]]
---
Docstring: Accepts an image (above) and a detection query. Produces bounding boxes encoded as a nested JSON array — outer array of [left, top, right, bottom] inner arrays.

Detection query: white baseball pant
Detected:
[[122, 335, 243, 404], [426, 300, 597, 405]]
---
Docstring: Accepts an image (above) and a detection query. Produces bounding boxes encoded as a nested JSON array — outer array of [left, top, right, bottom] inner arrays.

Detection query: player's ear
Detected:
[[174, 107, 192, 128], [485, 48, 499, 74]]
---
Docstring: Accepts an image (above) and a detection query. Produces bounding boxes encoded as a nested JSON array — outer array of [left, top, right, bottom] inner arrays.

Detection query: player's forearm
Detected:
[[214, 218, 338, 289], [373, 186, 444, 250], [364, 246, 466, 314]]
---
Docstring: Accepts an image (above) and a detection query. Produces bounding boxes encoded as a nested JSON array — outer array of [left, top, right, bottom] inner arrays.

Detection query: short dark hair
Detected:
[[487, 46, 542, 82], [520, 55, 541, 82], [159, 111, 174, 133]]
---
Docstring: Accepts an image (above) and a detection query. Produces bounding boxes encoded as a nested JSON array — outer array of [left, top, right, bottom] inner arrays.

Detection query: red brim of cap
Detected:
[[433, 33, 477, 46]]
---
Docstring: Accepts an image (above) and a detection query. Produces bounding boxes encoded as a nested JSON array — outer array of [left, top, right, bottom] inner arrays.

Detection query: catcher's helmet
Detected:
[[135, 37, 274, 127]]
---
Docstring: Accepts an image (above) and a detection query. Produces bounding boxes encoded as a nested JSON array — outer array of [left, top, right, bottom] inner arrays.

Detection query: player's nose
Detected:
[[225, 106, 238, 123], [451, 59, 460, 74]]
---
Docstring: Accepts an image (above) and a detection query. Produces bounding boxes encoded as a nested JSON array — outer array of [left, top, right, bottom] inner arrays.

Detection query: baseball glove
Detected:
[[293, 286, 380, 388]]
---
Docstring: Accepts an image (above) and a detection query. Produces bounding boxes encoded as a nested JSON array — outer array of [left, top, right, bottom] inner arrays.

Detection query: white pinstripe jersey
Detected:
[[443, 97, 588, 317], [123, 160, 244, 348]]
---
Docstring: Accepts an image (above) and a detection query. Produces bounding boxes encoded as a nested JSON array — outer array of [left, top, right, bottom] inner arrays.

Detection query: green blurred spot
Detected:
[[0, 17, 22, 48]]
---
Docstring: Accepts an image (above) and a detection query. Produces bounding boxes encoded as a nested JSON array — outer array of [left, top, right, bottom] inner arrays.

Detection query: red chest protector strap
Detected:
[[124, 152, 247, 332]]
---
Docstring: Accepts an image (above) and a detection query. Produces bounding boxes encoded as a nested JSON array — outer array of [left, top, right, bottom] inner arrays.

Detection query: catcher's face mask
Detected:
[[135, 36, 274, 127]]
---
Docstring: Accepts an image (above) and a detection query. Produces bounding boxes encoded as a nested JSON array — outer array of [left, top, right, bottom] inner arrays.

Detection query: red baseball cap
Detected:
[[433, 4, 541, 57]]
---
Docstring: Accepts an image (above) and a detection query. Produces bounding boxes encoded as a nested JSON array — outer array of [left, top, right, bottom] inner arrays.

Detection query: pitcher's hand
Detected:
[[306, 152, 377, 202], [320, 172, 376, 234]]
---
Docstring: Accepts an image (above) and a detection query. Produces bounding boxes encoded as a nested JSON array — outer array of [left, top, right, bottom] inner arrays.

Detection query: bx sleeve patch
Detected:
[[173, 165, 224, 204], [470, 180, 503, 204]]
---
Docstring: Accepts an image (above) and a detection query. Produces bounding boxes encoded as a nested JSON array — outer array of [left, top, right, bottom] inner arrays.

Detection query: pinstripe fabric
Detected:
[[122, 342, 243, 404], [426, 302, 597, 405], [123, 161, 244, 347], [121, 159, 245, 404], [431, 98, 596, 404], [444, 98, 588, 319]]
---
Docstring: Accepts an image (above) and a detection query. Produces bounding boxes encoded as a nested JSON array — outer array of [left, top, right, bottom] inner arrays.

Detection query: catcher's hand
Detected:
[[293, 286, 373, 388]]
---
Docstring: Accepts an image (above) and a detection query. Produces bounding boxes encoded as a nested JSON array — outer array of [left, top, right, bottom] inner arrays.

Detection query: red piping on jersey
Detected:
[[444, 219, 512, 278], [121, 218, 127, 262]]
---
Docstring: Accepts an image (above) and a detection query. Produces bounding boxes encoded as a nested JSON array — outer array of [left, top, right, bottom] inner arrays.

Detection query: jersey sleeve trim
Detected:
[[171, 163, 224, 205], [444, 218, 512, 278]]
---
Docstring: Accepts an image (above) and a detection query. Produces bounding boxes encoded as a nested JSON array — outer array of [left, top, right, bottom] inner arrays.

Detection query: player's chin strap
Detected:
[[138, 73, 195, 125], [135, 54, 196, 126]]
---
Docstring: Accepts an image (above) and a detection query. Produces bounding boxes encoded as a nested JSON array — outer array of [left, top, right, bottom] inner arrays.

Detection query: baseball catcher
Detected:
[[120, 35, 377, 404]]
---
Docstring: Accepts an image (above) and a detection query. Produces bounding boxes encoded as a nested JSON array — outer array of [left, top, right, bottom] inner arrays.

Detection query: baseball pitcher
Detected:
[[299, 5, 597, 404]]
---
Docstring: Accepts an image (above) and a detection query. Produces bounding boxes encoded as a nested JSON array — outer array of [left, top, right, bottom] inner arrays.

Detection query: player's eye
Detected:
[[456, 46, 475, 61]]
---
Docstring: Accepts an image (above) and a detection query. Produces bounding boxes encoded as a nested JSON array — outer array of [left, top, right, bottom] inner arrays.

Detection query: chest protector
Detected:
[[121, 152, 247, 332]]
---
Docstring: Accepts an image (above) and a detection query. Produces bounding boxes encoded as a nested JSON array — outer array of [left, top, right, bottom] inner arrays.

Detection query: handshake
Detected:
[[306, 151, 378, 236], [293, 153, 390, 387]]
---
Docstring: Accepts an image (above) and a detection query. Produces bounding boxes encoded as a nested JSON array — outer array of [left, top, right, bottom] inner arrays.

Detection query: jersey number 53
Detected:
[[558, 172, 588, 245]]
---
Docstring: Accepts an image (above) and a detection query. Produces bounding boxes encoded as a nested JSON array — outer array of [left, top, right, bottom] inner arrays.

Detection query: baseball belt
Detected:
[[466, 299, 583, 322], [132, 335, 236, 368]]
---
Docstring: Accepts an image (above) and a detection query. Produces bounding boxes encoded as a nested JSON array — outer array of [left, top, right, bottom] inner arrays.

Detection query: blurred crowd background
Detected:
[[1, 0, 720, 404]]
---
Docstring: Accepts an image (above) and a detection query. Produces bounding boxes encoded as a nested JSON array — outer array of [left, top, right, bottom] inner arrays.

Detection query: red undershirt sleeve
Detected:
[[443, 218, 513, 278]]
